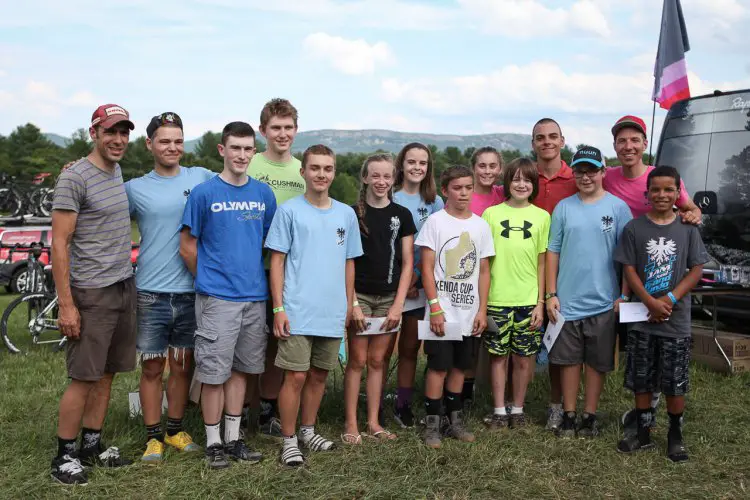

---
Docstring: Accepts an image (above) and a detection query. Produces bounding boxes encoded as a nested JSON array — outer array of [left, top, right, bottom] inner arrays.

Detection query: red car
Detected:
[[0, 226, 139, 293]]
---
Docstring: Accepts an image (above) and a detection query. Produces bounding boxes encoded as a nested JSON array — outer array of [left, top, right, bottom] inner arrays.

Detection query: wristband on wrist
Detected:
[[427, 298, 439, 305], [429, 309, 444, 317], [352, 300, 360, 307], [620, 294, 630, 302], [272, 306, 285, 314], [667, 292, 677, 305]]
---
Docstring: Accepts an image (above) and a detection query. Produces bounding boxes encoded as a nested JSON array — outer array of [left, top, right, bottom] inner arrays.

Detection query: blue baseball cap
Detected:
[[571, 145, 605, 169]]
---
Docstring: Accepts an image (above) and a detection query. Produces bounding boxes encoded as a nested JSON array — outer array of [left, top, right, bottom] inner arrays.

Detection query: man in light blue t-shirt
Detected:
[[264, 144, 362, 467], [180, 121, 276, 469], [545, 146, 632, 439], [125, 112, 214, 462]]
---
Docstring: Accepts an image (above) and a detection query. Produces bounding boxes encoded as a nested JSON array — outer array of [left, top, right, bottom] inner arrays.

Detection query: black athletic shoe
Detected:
[[51, 455, 88, 485], [577, 414, 600, 438], [205, 443, 230, 469], [556, 412, 576, 438], [622, 407, 657, 437], [78, 445, 132, 468], [393, 406, 415, 428], [616, 434, 656, 454], [225, 440, 262, 464], [667, 434, 689, 463]]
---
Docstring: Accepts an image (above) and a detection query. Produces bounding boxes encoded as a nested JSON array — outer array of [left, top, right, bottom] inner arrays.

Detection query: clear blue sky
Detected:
[[1, 0, 748, 154]]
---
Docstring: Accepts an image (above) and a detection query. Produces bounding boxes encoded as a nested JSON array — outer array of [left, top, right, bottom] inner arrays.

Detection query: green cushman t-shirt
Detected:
[[248, 154, 305, 206]]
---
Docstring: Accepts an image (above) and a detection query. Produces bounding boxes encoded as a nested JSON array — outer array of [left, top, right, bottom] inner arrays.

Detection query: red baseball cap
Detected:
[[611, 115, 647, 138], [90, 104, 135, 130]]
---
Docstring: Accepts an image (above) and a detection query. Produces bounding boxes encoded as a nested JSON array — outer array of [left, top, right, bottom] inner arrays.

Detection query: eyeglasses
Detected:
[[573, 170, 601, 179]]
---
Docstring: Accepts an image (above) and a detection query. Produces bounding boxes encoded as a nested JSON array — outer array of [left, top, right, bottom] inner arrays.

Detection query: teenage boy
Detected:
[[614, 166, 708, 462], [417, 165, 494, 449], [605, 115, 702, 432], [265, 144, 362, 467], [126, 112, 213, 462], [180, 121, 276, 469], [247, 98, 306, 437], [50, 104, 136, 485], [531, 118, 577, 432], [545, 146, 632, 438]]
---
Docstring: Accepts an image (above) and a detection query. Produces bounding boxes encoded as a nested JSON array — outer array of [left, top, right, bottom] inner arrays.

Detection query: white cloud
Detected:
[[303, 33, 394, 75], [458, 0, 611, 38]]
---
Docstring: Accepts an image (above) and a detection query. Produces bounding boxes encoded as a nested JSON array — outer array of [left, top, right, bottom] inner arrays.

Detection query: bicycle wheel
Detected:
[[38, 188, 54, 217], [1, 293, 58, 354], [0, 187, 23, 218]]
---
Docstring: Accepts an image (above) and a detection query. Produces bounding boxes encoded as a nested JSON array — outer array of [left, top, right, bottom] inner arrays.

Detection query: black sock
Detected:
[[445, 391, 462, 417], [57, 437, 77, 458], [166, 417, 182, 437], [462, 378, 475, 401], [668, 412, 684, 440], [635, 408, 652, 444], [146, 423, 164, 442], [425, 397, 441, 416], [259, 398, 277, 424], [80, 427, 101, 453]]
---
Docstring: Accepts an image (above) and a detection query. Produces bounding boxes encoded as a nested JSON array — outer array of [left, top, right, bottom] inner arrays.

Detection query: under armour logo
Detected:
[[500, 220, 532, 239]]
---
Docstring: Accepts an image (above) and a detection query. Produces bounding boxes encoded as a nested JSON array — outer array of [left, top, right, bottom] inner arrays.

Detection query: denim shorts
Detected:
[[136, 291, 197, 358]]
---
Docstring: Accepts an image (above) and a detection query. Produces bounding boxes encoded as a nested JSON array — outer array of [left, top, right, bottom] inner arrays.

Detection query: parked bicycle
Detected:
[[0, 172, 55, 218], [0, 241, 62, 354]]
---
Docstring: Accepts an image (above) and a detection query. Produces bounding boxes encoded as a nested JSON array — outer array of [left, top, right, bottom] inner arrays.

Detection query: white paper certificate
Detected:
[[619, 302, 650, 323], [403, 289, 427, 312], [357, 317, 401, 336], [543, 313, 565, 352], [417, 320, 463, 340]]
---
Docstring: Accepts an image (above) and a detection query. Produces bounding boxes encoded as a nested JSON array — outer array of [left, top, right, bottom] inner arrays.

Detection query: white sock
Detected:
[[224, 414, 241, 443], [511, 406, 524, 415], [299, 425, 315, 442], [550, 403, 562, 410], [651, 393, 661, 409], [283, 435, 298, 448], [494, 407, 507, 416], [205, 422, 221, 448]]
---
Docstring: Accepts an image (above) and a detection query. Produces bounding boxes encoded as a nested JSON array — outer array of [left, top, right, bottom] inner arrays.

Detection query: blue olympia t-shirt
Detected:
[[126, 166, 215, 293], [181, 175, 276, 302], [264, 195, 363, 338], [547, 193, 632, 321], [393, 190, 444, 278]]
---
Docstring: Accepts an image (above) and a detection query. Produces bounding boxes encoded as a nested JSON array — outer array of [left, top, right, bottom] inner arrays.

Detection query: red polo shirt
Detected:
[[533, 160, 577, 215]]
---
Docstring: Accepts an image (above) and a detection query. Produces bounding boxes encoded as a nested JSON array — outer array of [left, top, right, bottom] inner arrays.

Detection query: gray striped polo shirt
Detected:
[[52, 158, 133, 288]]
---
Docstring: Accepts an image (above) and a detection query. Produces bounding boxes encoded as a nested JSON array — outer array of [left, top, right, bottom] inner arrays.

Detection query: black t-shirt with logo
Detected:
[[352, 202, 417, 295]]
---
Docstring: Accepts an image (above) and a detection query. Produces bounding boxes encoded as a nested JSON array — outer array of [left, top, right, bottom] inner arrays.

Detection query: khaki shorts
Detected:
[[275, 334, 341, 372], [356, 292, 397, 317], [67, 277, 137, 381]]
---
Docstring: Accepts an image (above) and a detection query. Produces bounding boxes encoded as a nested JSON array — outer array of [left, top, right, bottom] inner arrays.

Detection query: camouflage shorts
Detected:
[[484, 306, 541, 357]]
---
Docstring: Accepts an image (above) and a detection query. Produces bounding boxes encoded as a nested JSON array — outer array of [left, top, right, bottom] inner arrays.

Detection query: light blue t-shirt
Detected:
[[548, 192, 633, 320], [393, 190, 444, 278], [264, 195, 363, 338], [181, 175, 276, 302], [125, 166, 215, 293]]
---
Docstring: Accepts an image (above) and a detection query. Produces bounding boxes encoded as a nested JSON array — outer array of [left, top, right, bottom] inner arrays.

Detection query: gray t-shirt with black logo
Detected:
[[52, 158, 133, 288], [614, 216, 709, 338]]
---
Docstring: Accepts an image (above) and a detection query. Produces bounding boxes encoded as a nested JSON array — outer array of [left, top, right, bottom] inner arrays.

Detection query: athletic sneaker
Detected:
[[622, 407, 657, 437], [141, 438, 164, 463], [509, 413, 528, 429], [577, 414, 600, 438], [260, 416, 283, 438], [51, 455, 87, 485], [616, 434, 655, 454], [484, 414, 510, 431], [546, 406, 564, 431], [205, 443, 230, 469], [393, 405, 415, 429], [667, 433, 689, 463], [224, 440, 262, 464], [78, 445, 132, 468], [165, 431, 200, 452], [556, 412, 576, 439], [446, 411, 475, 442], [423, 415, 442, 449]]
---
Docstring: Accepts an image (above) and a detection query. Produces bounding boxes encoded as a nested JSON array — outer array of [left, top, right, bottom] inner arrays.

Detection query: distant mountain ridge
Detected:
[[45, 129, 532, 155]]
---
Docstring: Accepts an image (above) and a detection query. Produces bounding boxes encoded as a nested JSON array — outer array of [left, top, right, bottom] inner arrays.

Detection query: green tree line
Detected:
[[0, 123, 639, 206]]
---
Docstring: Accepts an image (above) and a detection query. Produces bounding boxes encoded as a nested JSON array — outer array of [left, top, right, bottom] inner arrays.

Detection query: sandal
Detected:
[[340, 433, 362, 445], [365, 427, 397, 441], [280, 444, 305, 467]]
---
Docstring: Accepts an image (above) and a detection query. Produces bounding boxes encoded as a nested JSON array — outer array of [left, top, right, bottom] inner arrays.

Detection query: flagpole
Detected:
[[648, 101, 656, 165]]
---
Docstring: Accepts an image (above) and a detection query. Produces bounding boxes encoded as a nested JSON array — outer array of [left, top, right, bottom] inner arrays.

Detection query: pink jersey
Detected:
[[603, 165, 690, 218], [470, 185, 504, 216]]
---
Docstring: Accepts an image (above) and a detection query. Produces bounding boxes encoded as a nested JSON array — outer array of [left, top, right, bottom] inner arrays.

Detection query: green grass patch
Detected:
[[0, 293, 748, 499]]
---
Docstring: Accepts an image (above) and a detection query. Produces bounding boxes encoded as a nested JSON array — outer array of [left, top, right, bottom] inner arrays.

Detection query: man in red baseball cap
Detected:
[[90, 104, 135, 130]]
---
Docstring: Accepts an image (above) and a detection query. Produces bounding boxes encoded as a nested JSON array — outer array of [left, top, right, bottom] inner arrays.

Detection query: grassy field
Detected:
[[1, 293, 749, 499]]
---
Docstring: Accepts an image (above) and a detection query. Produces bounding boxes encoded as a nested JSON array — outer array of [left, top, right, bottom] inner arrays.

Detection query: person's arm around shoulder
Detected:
[[675, 179, 701, 225], [52, 210, 80, 339]]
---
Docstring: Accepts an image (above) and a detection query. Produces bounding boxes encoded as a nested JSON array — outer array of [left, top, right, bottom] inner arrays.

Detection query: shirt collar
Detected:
[[538, 160, 572, 181]]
